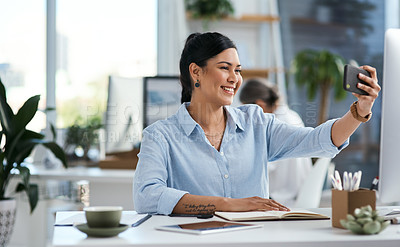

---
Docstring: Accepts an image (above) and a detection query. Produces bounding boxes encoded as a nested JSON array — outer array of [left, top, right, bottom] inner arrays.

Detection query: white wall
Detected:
[[385, 0, 400, 29]]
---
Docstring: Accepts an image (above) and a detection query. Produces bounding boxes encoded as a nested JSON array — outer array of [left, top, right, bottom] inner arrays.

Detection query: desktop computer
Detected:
[[378, 28, 400, 204], [105, 76, 143, 153], [104, 75, 181, 153], [143, 76, 182, 128]]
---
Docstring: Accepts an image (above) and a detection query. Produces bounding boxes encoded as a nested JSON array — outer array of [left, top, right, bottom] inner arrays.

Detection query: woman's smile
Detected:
[[221, 86, 235, 95]]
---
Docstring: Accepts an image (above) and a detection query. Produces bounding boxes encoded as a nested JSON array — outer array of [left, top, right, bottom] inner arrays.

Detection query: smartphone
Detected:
[[343, 64, 370, 95]]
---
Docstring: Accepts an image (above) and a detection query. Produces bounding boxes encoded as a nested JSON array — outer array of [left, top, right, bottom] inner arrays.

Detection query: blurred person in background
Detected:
[[239, 78, 312, 206]]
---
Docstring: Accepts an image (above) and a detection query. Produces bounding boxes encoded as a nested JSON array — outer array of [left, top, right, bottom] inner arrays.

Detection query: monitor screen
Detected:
[[143, 76, 182, 128], [105, 76, 143, 153], [378, 28, 400, 203]]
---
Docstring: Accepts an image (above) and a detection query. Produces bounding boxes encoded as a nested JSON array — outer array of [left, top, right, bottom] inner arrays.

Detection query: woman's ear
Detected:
[[189, 62, 201, 82]]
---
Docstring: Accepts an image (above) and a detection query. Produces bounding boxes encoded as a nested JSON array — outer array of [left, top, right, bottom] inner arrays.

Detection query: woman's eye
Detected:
[[235, 69, 242, 73], [220, 66, 229, 70]]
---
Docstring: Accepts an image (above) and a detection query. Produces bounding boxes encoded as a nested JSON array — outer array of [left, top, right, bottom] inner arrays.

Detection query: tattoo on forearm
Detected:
[[182, 203, 216, 214]]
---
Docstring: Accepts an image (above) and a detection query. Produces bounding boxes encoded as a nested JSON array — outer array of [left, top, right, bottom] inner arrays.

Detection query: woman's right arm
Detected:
[[172, 194, 289, 214], [133, 128, 189, 214]]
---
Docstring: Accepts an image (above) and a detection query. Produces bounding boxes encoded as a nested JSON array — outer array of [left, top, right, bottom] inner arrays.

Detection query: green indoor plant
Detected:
[[292, 49, 347, 125], [185, 0, 235, 30], [0, 77, 67, 213], [64, 115, 102, 162]]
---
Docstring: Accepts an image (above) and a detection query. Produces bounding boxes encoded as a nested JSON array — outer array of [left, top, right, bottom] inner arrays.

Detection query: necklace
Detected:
[[204, 132, 223, 138], [205, 131, 224, 148], [189, 107, 227, 148]]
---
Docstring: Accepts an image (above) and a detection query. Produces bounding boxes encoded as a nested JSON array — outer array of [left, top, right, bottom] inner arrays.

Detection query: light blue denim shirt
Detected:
[[133, 103, 348, 215]]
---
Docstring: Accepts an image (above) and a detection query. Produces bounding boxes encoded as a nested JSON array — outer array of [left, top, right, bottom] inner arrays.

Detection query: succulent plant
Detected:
[[340, 205, 390, 234]]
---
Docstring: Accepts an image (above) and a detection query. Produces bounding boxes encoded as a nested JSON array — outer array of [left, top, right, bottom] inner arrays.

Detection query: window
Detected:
[[278, 0, 385, 186], [56, 0, 157, 128], [0, 0, 46, 132]]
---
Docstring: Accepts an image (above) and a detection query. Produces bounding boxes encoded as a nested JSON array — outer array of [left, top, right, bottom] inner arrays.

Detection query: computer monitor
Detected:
[[378, 28, 400, 204], [105, 76, 143, 153], [143, 76, 182, 128]]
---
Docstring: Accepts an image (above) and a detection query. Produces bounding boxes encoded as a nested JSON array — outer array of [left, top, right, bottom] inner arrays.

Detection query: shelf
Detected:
[[186, 13, 280, 23], [228, 14, 280, 22], [241, 67, 286, 79], [240, 69, 269, 79]]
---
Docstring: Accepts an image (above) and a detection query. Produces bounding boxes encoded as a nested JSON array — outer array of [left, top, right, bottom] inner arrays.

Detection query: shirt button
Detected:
[[220, 151, 224, 156], [224, 174, 229, 179]]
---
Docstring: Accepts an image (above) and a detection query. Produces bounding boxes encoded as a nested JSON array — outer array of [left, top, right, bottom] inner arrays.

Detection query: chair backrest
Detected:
[[294, 157, 331, 208]]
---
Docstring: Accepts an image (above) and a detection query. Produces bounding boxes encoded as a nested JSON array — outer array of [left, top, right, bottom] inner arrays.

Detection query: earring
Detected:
[[194, 79, 200, 88]]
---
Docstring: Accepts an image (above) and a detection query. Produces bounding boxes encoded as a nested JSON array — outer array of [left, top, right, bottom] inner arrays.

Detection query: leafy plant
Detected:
[[185, 0, 235, 30], [0, 78, 67, 213], [292, 49, 346, 125], [64, 116, 102, 161]]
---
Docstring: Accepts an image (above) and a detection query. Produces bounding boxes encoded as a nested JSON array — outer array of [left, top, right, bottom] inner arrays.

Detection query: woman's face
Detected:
[[196, 48, 242, 106]]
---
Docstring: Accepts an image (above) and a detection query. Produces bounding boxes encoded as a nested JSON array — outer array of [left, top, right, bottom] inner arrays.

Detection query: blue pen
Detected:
[[132, 214, 152, 227]]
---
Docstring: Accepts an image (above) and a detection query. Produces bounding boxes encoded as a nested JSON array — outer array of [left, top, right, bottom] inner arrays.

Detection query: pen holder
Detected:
[[331, 188, 376, 228]]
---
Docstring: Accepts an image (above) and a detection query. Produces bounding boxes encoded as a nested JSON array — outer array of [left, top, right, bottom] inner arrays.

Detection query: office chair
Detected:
[[294, 157, 331, 208]]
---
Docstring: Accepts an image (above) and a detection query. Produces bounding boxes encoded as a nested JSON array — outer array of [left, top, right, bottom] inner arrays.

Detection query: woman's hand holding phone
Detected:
[[343, 64, 380, 117]]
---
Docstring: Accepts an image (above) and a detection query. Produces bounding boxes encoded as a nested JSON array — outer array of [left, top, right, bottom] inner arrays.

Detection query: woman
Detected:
[[133, 32, 380, 215]]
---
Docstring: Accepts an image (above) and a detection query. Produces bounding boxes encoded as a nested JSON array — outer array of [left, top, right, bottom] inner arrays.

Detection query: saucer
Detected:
[[75, 223, 129, 237]]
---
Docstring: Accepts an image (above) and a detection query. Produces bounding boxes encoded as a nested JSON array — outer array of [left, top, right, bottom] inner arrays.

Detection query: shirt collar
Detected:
[[224, 105, 245, 132], [177, 103, 198, 136], [176, 103, 245, 136]]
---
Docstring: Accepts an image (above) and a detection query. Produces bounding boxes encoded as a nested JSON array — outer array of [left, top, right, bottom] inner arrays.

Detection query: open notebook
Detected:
[[215, 209, 330, 222]]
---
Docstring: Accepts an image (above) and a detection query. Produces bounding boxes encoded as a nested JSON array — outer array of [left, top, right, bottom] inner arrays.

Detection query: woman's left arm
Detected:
[[331, 65, 381, 147]]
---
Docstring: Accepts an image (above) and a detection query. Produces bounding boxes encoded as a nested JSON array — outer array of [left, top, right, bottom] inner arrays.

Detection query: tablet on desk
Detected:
[[155, 220, 262, 235]]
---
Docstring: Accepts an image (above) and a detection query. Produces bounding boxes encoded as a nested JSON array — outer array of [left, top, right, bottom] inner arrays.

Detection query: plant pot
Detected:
[[0, 199, 17, 247]]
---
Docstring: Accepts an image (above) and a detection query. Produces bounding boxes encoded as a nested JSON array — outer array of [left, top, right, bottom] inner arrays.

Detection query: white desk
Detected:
[[8, 166, 135, 247], [52, 208, 400, 247], [29, 165, 136, 210]]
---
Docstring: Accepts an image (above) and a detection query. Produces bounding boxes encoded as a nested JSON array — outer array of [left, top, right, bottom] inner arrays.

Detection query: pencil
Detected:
[[132, 214, 152, 227]]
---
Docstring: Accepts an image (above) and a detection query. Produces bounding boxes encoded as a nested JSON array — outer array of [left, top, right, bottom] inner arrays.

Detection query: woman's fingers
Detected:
[[267, 200, 290, 211], [352, 65, 381, 116], [360, 65, 377, 81], [254, 197, 289, 211], [356, 82, 379, 98], [357, 73, 373, 86], [358, 65, 380, 90], [233, 197, 290, 212]]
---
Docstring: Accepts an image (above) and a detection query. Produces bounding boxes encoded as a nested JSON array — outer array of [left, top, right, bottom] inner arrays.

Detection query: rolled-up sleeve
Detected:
[[133, 128, 188, 215], [267, 117, 349, 161], [318, 119, 349, 152]]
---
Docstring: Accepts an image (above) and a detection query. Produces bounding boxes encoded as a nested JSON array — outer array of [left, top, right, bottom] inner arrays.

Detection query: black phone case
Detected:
[[343, 64, 370, 95]]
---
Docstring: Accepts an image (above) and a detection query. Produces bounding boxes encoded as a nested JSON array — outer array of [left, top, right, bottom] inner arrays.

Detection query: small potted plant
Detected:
[[0, 78, 67, 246], [185, 0, 235, 30], [64, 115, 103, 164]]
